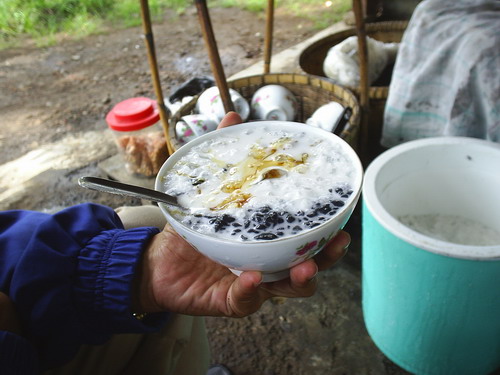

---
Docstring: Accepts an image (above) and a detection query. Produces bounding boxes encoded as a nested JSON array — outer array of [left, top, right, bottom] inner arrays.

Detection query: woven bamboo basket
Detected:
[[167, 73, 361, 153]]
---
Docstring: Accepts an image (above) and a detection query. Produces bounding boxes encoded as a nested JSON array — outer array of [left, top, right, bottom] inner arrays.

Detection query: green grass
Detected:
[[210, 0, 351, 29], [0, 0, 350, 48], [288, 0, 352, 29], [0, 0, 187, 47]]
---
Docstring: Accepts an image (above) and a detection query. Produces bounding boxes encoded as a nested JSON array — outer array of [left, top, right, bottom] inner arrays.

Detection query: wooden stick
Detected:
[[263, 0, 274, 74], [195, 0, 234, 114], [139, 0, 174, 155], [352, 0, 370, 160]]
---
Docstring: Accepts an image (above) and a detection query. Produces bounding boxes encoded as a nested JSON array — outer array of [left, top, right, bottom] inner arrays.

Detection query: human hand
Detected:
[[216, 111, 244, 129], [132, 112, 351, 318], [134, 225, 350, 318]]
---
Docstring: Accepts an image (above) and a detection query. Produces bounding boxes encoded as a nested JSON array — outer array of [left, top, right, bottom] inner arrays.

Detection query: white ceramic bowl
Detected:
[[155, 121, 363, 282], [250, 85, 298, 121], [306, 101, 345, 132], [196, 86, 250, 122], [175, 114, 218, 144]]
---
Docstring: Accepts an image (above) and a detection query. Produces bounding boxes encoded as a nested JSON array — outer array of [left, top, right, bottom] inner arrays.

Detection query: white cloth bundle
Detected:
[[381, 0, 500, 147], [322, 35, 399, 87]]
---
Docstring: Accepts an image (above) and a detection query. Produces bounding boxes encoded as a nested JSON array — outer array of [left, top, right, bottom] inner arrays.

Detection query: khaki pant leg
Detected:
[[122, 315, 210, 375], [42, 333, 142, 375], [171, 316, 211, 375], [115, 205, 167, 230], [43, 315, 210, 375]]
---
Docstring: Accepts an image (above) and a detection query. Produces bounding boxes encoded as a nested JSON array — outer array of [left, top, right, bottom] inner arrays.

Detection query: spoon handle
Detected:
[[78, 176, 179, 206]]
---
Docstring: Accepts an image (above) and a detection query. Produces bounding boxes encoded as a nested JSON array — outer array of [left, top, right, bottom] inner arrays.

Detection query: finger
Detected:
[[287, 259, 318, 297], [217, 112, 243, 129], [314, 230, 351, 271], [257, 260, 318, 299], [226, 271, 265, 317], [289, 258, 318, 288]]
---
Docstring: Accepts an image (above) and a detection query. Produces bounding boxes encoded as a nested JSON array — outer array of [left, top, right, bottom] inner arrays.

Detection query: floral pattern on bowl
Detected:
[[292, 230, 337, 264]]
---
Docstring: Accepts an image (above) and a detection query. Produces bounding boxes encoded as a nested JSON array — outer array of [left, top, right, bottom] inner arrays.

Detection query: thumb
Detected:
[[218, 112, 243, 129], [226, 271, 267, 317]]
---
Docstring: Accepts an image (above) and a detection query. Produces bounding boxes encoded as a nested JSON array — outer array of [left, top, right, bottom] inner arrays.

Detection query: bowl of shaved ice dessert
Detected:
[[155, 121, 363, 281]]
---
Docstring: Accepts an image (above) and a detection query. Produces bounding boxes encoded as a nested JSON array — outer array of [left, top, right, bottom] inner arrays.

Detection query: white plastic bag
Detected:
[[322, 36, 399, 87]]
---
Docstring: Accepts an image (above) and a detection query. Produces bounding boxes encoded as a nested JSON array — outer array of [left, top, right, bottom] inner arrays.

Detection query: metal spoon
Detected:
[[249, 166, 288, 186], [78, 176, 180, 207]]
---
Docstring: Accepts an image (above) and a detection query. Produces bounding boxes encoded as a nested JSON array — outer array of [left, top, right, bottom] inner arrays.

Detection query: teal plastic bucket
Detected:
[[362, 137, 500, 375]]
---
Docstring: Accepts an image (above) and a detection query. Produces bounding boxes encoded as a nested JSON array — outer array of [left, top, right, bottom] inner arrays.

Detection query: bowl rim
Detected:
[[363, 136, 500, 260], [155, 120, 363, 245]]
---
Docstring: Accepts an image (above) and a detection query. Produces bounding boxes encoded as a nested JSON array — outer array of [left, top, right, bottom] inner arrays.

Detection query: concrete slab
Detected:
[[229, 21, 351, 79]]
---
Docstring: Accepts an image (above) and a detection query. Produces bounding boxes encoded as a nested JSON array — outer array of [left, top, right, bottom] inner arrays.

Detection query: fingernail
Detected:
[[253, 275, 263, 288], [336, 246, 349, 263], [307, 266, 319, 282], [342, 232, 351, 249], [307, 276, 317, 284], [305, 275, 318, 287], [339, 235, 350, 253]]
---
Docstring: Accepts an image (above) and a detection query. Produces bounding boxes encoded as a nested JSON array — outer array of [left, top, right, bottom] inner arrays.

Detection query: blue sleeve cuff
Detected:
[[75, 226, 169, 334], [0, 331, 39, 375]]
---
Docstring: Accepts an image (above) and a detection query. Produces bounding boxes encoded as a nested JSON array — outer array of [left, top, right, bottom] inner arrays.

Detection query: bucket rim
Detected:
[[363, 136, 500, 261]]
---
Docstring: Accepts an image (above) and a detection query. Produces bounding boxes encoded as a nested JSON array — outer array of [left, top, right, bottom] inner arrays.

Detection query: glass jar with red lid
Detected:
[[106, 97, 168, 177]]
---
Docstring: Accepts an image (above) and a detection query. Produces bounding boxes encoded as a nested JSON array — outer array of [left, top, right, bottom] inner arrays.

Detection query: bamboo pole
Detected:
[[194, 0, 234, 114], [139, 0, 174, 155], [263, 0, 274, 74], [352, 0, 370, 163]]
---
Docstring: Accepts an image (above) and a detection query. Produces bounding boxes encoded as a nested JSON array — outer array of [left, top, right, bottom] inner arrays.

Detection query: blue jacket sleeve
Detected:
[[0, 203, 168, 370]]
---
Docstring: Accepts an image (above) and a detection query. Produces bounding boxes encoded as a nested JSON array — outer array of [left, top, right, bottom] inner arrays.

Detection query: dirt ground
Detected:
[[0, 5, 415, 374], [0, 7, 316, 165]]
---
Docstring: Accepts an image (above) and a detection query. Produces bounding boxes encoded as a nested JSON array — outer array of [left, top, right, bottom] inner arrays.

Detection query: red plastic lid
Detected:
[[106, 97, 160, 131]]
